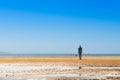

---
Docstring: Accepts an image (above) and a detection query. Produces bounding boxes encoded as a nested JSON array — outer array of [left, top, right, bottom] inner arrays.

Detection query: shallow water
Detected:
[[0, 65, 77, 71], [0, 64, 120, 71], [0, 74, 120, 80], [0, 64, 120, 80]]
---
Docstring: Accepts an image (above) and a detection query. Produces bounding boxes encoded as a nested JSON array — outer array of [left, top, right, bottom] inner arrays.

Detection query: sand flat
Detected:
[[0, 56, 120, 66], [0, 56, 120, 80]]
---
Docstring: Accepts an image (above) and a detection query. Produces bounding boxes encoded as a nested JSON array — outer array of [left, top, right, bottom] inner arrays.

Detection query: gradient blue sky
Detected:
[[0, 0, 120, 54]]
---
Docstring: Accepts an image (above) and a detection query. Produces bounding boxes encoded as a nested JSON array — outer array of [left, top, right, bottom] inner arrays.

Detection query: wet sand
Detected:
[[0, 56, 120, 80]]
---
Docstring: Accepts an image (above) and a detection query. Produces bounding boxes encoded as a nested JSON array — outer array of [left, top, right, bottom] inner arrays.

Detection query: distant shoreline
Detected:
[[0, 53, 119, 57]]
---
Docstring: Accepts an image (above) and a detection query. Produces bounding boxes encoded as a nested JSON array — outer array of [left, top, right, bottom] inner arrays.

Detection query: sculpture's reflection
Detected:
[[78, 66, 82, 77], [79, 66, 82, 69]]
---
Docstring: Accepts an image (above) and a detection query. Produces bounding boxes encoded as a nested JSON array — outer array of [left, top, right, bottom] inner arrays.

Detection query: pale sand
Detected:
[[0, 56, 120, 80], [0, 56, 120, 66]]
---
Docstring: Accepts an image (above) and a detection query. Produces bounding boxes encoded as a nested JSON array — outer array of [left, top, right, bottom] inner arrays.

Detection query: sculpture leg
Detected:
[[79, 55, 82, 60]]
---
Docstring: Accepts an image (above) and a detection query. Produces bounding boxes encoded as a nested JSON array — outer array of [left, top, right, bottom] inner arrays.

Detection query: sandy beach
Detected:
[[0, 56, 120, 80]]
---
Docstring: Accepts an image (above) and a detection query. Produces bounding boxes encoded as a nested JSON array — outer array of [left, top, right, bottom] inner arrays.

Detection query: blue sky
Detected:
[[0, 0, 120, 54]]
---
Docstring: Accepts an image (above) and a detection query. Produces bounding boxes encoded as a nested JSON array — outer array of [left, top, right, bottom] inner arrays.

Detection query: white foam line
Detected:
[[0, 65, 120, 72], [0, 65, 77, 71], [82, 67, 120, 69]]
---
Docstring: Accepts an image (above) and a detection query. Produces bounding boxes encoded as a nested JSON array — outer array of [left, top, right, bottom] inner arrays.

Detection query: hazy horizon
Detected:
[[0, 0, 120, 54], [0, 51, 120, 55]]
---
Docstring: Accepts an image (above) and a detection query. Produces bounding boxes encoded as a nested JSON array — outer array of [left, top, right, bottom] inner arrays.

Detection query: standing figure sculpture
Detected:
[[78, 45, 82, 60]]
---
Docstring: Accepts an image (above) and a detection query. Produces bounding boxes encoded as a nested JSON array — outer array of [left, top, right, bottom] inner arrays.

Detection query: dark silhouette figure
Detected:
[[78, 45, 82, 60]]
